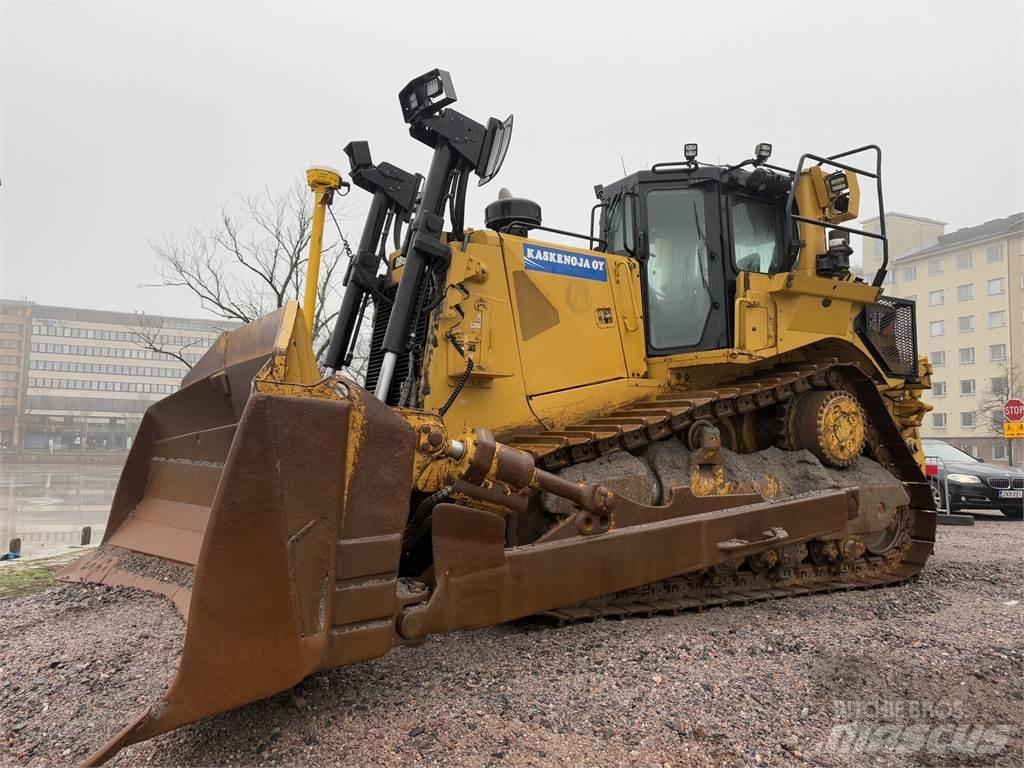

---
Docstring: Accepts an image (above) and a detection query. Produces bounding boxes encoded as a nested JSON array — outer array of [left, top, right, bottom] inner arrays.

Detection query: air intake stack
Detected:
[[485, 188, 542, 236]]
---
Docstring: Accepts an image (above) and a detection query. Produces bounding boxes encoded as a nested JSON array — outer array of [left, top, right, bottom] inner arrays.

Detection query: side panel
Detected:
[[501, 236, 628, 396]]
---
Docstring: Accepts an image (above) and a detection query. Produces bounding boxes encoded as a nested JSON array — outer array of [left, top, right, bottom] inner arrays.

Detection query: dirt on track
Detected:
[[1, 519, 1021, 768]]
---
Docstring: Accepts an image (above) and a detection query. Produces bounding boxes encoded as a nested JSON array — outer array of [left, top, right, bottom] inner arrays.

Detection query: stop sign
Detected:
[[1004, 399, 1024, 422]]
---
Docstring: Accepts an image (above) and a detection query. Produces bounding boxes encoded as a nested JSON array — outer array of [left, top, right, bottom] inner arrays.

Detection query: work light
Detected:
[[755, 142, 772, 162], [684, 143, 698, 161], [399, 69, 457, 125], [827, 170, 849, 194], [343, 140, 373, 172]]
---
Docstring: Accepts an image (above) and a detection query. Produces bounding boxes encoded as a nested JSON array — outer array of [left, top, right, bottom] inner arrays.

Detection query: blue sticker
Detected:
[[523, 244, 607, 282]]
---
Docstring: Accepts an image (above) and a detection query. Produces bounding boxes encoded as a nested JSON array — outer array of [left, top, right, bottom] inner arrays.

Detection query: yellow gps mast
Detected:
[[303, 167, 344, 335]]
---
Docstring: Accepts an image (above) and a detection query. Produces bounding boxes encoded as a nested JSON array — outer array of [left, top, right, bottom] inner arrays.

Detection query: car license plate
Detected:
[[998, 490, 1022, 499]]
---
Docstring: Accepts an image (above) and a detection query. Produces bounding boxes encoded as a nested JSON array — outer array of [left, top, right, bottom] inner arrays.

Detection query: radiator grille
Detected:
[[989, 477, 1010, 490], [363, 280, 436, 407], [859, 296, 918, 379]]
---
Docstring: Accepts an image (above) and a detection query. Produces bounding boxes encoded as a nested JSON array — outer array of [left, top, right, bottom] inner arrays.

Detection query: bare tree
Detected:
[[124, 315, 212, 371], [146, 179, 363, 368], [973, 359, 1022, 464]]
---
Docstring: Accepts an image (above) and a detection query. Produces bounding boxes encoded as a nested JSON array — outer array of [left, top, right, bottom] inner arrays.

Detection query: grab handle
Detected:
[[614, 261, 641, 333]]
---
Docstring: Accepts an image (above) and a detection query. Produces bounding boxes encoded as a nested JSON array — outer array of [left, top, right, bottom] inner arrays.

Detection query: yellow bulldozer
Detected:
[[61, 69, 935, 763]]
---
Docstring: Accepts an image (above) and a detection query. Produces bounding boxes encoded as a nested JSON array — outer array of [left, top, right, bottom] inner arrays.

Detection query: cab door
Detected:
[[639, 183, 730, 354]]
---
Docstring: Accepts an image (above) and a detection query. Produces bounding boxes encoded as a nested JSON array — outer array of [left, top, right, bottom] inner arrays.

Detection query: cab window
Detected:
[[606, 195, 634, 256], [731, 197, 783, 274]]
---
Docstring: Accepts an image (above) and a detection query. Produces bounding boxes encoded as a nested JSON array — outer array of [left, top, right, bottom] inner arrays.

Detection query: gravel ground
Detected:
[[1, 519, 1021, 767], [0, 586, 183, 766]]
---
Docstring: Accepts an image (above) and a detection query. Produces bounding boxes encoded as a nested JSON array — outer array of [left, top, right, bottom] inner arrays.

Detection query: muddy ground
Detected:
[[1, 517, 1021, 767]]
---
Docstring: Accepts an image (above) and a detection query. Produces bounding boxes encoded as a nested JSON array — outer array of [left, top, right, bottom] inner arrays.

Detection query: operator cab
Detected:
[[598, 145, 794, 357]]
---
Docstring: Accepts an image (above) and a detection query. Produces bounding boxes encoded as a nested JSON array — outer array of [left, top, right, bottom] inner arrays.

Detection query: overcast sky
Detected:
[[2, 0, 1022, 318]]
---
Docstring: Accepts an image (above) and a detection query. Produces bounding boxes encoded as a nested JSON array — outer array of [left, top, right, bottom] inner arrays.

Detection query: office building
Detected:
[[0, 300, 235, 449], [0, 302, 32, 448]]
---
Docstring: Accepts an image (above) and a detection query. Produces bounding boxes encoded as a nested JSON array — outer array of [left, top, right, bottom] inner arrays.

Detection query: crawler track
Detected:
[[506, 359, 936, 623]]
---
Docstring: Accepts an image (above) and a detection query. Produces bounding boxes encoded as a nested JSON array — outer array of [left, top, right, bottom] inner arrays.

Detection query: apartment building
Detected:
[[0, 300, 235, 450], [861, 212, 1024, 465]]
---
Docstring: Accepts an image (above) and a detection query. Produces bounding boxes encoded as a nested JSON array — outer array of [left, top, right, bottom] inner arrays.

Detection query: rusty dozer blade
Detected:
[[58, 301, 418, 764]]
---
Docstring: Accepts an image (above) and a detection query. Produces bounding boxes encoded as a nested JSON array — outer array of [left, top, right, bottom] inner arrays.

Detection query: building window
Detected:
[[959, 443, 978, 457], [986, 244, 1004, 263], [928, 259, 944, 276], [932, 381, 947, 397], [993, 444, 1008, 462], [959, 347, 975, 365], [960, 412, 976, 428], [931, 350, 946, 367], [902, 265, 917, 281], [929, 321, 945, 337], [929, 290, 945, 307], [960, 379, 976, 396], [957, 315, 974, 333], [903, 293, 917, 303], [956, 252, 973, 270], [988, 310, 1006, 328], [992, 375, 1009, 394], [23, 376, 179, 395], [987, 277, 1006, 296], [990, 344, 1008, 362], [956, 284, 974, 302], [932, 412, 947, 429]]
